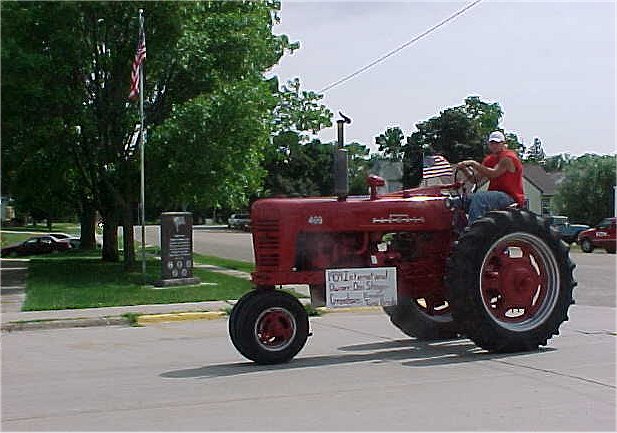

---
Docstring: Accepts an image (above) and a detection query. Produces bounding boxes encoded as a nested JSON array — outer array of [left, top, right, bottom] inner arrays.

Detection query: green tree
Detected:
[[406, 96, 507, 163], [525, 137, 546, 163], [402, 136, 424, 188], [272, 77, 332, 136], [346, 142, 371, 195], [2, 1, 297, 265], [262, 78, 333, 197], [544, 153, 574, 172], [398, 97, 524, 186], [375, 127, 404, 161], [264, 136, 334, 197], [1, 3, 85, 230], [553, 154, 616, 225], [147, 79, 272, 213]]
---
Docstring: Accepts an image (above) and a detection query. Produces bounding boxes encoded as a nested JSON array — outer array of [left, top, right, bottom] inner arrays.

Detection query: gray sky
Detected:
[[269, 1, 615, 157]]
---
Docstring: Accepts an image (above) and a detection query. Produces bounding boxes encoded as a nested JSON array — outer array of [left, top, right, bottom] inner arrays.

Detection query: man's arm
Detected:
[[458, 157, 514, 179]]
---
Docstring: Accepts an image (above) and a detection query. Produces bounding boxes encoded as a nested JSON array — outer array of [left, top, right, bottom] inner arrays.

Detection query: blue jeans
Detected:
[[467, 191, 515, 225]]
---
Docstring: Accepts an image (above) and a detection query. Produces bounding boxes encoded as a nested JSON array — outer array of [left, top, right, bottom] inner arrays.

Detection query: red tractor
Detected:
[[228, 172, 575, 364]]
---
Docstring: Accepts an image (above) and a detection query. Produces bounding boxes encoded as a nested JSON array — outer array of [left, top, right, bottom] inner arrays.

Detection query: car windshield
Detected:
[[550, 216, 567, 225], [49, 233, 70, 239]]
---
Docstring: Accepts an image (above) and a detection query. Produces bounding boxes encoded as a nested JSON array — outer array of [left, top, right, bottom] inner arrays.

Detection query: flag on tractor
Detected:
[[422, 155, 453, 179]]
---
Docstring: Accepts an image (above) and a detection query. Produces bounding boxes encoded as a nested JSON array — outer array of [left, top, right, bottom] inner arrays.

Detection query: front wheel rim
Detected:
[[480, 232, 560, 332], [254, 307, 297, 351], [413, 297, 452, 323]]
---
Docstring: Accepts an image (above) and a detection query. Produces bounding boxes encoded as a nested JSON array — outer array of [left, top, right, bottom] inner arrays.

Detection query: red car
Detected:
[[577, 217, 616, 254], [1, 235, 71, 257]]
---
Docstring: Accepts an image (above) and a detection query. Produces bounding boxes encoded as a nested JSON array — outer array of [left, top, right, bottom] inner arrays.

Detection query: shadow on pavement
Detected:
[[160, 338, 555, 379]]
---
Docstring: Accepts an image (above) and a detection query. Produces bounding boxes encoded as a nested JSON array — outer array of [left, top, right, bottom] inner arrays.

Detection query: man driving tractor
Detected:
[[457, 130, 525, 224]]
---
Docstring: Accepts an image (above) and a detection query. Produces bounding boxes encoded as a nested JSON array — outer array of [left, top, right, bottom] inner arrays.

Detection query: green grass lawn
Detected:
[[193, 253, 254, 273], [22, 255, 253, 311], [1, 232, 32, 247]]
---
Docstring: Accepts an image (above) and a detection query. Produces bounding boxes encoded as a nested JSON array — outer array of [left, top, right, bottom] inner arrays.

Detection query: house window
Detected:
[[541, 198, 551, 217]]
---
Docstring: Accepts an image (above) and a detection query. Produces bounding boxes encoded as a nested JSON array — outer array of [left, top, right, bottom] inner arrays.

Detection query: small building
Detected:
[[370, 159, 403, 193], [522, 163, 561, 217], [1, 196, 15, 222]]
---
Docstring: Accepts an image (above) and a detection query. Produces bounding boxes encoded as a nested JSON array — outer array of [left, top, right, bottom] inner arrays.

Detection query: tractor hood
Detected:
[[251, 194, 453, 233]]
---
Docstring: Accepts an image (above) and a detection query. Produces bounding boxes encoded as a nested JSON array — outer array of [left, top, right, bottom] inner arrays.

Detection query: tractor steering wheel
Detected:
[[453, 165, 478, 199]]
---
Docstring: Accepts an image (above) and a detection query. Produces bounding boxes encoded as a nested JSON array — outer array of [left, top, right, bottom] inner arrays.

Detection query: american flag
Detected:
[[422, 155, 453, 179], [128, 21, 146, 100]]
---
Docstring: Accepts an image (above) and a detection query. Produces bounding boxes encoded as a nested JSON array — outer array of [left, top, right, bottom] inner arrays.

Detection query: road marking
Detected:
[[137, 311, 226, 325]]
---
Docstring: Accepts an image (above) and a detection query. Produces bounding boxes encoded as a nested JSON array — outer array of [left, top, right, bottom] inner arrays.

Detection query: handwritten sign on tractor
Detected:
[[325, 267, 397, 308]]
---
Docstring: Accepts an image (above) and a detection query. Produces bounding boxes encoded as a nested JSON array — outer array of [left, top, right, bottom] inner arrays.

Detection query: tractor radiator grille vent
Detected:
[[253, 219, 280, 268]]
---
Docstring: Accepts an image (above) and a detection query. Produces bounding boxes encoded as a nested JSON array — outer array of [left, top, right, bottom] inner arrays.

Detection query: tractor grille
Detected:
[[253, 219, 280, 268]]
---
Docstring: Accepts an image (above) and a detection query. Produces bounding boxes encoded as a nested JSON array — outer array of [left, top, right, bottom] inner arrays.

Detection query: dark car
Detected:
[[1, 235, 71, 257], [65, 235, 103, 249], [577, 217, 616, 254], [547, 215, 590, 244]]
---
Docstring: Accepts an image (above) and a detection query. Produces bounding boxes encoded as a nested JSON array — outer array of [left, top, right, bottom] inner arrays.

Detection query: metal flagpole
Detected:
[[139, 9, 146, 281]]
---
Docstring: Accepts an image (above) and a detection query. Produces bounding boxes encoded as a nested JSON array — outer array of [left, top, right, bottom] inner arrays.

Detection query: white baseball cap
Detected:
[[488, 131, 506, 143]]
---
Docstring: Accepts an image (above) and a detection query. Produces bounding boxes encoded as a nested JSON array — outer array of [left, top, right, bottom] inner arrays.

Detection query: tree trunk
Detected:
[[102, 218, 119, 262], [79, 202, 97, 250], [122, 204, 135, 270]]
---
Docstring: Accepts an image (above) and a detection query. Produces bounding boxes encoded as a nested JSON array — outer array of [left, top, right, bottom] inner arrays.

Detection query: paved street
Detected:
[[2, 305, 615, 431], [140, 225, 255, 262], [1, 227, 613, 430]]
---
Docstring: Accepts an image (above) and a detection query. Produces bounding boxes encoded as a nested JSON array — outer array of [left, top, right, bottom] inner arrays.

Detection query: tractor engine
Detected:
[[250, 188, 456, 305]]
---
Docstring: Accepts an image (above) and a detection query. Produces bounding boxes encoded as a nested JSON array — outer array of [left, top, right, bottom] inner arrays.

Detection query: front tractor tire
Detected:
[[229, 290, 309, 364], [383, 297, 459, 340], [446, 210, 575, 353]]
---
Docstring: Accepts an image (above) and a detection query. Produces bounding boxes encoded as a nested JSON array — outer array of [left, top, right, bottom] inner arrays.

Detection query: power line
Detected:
[[319, 0, 484, 94]]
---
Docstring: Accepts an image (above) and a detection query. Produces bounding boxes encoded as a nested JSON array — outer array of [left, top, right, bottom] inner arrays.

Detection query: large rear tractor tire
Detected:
[[446, 209, 575, 353], [383, 296, 459, 340], [229, 290, 309, 364]]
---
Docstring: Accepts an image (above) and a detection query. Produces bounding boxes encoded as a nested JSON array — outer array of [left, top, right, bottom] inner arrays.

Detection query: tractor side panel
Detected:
[[250, 196, 454, 293]]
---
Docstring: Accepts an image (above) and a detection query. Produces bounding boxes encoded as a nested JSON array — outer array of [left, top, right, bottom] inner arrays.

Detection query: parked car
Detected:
[[227, 213, 251, 231], [1, 235, 71, 257], [577, 217, 616, 254], [65, 235, 103, 249], [547, 215, 590, 244], [48, 232, 72, 240]]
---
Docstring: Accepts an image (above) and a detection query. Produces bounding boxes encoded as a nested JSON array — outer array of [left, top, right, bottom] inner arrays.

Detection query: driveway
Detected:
[[0, 259, 28, 313]]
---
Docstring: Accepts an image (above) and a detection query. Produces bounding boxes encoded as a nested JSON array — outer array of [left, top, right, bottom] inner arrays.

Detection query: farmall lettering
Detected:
[[372, 213, 425, 224]]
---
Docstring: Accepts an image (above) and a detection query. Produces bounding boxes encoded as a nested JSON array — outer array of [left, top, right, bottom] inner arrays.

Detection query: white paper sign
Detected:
[[325, 267, 397, 308]]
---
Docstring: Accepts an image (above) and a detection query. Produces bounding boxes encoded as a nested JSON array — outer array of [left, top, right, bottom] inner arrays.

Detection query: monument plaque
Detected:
[[155, 212, 200, 287]]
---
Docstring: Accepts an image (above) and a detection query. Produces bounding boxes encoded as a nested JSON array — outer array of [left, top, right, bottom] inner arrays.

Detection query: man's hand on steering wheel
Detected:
[[454, 161, 478, 197]]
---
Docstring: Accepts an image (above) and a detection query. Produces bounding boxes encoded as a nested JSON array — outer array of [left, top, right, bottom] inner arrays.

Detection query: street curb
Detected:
[[1, 305, 384, 332], [317, 306, 383, 314], [137, 311, 227, 325], [1, 316, 130, 332]]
